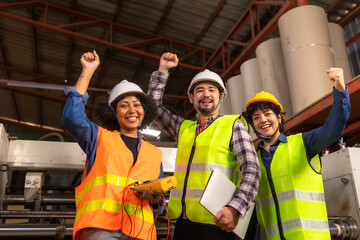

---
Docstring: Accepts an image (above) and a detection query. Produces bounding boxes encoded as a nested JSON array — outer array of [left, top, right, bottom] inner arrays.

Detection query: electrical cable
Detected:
[[120, 186, 128, 240], [32, 184, 40, 194], [132, 197, 145, 240], [160, 197, 171, 240], [121, 183, 136, 240], [147, 206, 159, 240]]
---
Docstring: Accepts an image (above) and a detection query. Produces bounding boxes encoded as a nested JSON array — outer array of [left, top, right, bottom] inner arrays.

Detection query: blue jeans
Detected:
[[79, 228, 141, 240]]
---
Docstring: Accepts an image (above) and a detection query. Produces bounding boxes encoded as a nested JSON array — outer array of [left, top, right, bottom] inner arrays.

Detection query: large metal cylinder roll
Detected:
[[279, 5, 334, 114], [240, 58, 262, 105], [256, 38, 293, 118], [226, 75, 244, 114], [328, 22, 353, 83]]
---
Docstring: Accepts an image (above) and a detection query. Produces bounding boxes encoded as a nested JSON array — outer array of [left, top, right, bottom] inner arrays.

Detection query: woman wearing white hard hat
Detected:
[[62, 51, 163, 240]]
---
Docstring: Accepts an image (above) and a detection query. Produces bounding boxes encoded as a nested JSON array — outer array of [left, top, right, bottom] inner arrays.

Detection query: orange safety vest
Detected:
[[73, 127, 162, 240]]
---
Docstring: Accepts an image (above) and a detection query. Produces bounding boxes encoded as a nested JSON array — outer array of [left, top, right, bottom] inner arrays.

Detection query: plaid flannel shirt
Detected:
[[148, 70, 260, 217]]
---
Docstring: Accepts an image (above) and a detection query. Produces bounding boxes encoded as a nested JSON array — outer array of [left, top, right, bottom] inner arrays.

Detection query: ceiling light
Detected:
[[7, 81, 66, 90], [141, 128, 161, 137], [0, 79, 109, 93]]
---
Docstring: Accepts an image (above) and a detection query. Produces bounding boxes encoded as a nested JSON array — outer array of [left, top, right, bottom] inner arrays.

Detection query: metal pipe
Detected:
[[329, 218, 359, 240], [0, 210, 75, 219], [4, 195, 75, 205], [297, 0, 308, 6], [0, 224, 73, 237]]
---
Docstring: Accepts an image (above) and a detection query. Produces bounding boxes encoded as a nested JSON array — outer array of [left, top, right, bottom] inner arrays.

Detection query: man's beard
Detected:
[[197, 98, 216, 114]]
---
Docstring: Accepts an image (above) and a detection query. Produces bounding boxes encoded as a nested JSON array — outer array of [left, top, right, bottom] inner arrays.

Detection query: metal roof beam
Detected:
[[204, 0, 296, 80], [326, 0, 344, 14], [11, 91, 21, 121], [194, 0, 227, 45], [346, 32, 360, 46], [38, 96, 43, 126], [0, 64, 68, 85], [0, 0, 213, 72], [131, 0, 174, 86], [30, 6, 39, 74], [0, 84, 95, 109], [338, 3, 360, 26], [114, 0, 124, 22], [154, 0, 173, 34], [0, 116, 69, 136]]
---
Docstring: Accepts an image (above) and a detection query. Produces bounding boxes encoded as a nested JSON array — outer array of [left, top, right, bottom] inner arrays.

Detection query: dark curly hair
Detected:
[[95, 93, 158, 131], [245, 101, 285, 135]]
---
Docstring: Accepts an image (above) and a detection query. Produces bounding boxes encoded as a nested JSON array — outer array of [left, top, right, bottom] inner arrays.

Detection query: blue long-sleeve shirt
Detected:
[[257, 87, 351, 169], [61, 87, 164, 178]]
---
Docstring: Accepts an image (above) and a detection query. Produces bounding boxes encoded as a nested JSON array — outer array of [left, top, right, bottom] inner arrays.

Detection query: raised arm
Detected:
[[62, 51, 100, 161], [148, 52, 184, 139], [304, 68, 351, 159], [75, 50, 100, 94]]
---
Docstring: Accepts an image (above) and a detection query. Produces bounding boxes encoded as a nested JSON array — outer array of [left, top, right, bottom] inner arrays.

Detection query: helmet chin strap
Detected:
[[258, 125, 279, 140], [190, 94, 224, 115]]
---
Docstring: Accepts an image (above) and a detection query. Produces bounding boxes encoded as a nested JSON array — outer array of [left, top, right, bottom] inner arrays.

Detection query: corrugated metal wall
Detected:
[[345, 16, 360, 77]]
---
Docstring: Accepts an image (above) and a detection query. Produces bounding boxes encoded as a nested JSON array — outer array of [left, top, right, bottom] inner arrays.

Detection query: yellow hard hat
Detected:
[[245, 91, 283, 112]]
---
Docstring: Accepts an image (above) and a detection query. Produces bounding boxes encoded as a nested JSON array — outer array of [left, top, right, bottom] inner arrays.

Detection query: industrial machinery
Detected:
[[0, 123, 176, 239], [1, 121, 359, 240], [322, 147, 360, 240]]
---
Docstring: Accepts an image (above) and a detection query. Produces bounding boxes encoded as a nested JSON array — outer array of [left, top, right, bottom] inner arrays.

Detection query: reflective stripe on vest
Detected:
[[168, 115, 242, 224], [174, 162, 241, 183], [170, 188, 203, 198], [75, 174, 136, 205], [257, 189, 325, 209], [75, 198, 154, 223], [263, 218, 330, 238], [256, 133, 330, 240]]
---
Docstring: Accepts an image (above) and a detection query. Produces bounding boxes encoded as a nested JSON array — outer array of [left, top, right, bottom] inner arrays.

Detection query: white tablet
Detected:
[[199, 168, 255, 238]]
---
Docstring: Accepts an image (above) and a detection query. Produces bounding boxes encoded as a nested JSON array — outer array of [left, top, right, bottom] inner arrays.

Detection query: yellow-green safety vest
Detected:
[[168, 115, 247, 224], [256, 133, 330, 240]]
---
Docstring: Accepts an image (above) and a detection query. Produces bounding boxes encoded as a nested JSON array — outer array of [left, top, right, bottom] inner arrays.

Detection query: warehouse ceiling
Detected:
[[0, 0, 358, 142]]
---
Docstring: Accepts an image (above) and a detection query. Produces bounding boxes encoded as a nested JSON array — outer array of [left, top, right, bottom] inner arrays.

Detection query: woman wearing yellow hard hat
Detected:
[[245, 68, 351, 240]]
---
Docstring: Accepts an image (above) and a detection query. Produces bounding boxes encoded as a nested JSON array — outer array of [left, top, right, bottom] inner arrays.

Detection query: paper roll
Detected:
[[256, 38, 293, 118], [219, 82, 232, 115], [279, 5, 331, 55], [328, 22, 353, 83], [240, 58, 262, 105], [279, 5, 334, 114], [226, 75, 245, 114]]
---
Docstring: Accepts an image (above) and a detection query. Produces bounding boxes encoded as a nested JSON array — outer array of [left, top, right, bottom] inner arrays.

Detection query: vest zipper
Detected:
[[265, 159, 286, 240], [181, 143, 196, 219]]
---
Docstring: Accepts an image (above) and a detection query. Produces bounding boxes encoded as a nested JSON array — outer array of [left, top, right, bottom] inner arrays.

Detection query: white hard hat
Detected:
[[108, 80, 145, 106], [187, 69, 227, 98]]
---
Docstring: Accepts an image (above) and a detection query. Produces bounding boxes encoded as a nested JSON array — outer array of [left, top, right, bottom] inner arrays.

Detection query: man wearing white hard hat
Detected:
[[148, 52, 260, 240], [62, 51, 164, 240]]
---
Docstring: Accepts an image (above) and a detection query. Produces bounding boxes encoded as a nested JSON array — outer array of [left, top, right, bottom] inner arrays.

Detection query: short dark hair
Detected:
[[245, 101, 285, 134], [95, 93, 158, 131]]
